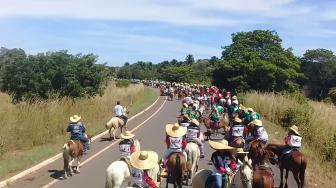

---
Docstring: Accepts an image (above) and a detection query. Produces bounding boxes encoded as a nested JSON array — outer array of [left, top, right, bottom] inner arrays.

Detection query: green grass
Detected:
[[0, 85, 159, 180]]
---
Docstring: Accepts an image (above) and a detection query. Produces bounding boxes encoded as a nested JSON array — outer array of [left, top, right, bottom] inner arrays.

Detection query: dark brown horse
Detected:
[[166, 153, 190, 188], [266, 144, 306, 188], [248, 140, 276, 188]]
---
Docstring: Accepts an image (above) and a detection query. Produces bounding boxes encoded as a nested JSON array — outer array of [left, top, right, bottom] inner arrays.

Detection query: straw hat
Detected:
[[190, 119, 200, 126], [232, 96, 237, 100], [249, 119, 262, 126], [70, 115, 81, 123], [165, 123, 187, 137], [236, 148, 249, 154], [233, 117, 242, 123], [247, 108, 254, 112], [209, 139, 234, 150], [130, 150, 158, 170], [120, 131, 135, 139], [182, 114, 190, 120], [289, 125, 301, 136]]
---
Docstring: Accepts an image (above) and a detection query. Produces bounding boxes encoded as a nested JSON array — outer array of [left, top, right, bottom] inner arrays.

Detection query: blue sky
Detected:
[[0, 0, 335, 66]]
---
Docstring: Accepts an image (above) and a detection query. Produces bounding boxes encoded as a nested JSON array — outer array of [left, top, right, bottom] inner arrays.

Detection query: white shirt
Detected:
[[288, 135, 302, 147], [114, 105, 124, 116]]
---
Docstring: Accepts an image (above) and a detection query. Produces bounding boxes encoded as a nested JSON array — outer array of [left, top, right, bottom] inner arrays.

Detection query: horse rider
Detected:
[[179, 114, 190, 127], [228, 100, 240, 119], [189, 105, 199, 120], [67, 115, 90, 154], [114, 101, 128, 125], [245, 119, 269, 145], [162, 123, 188, 173], [180, 103, 190, 116], [209, 139, 238, 188], [280, 125, 302, 162], [209, 105, 220, 128], [119, 131, 136, 159], [228, 117, 247, 147], [130, 150, 159, 188], [186, 119, 205, 158], [246, 108, 260, 123]]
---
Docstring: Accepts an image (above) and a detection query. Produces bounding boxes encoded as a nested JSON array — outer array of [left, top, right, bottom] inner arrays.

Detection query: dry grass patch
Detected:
[[0, 83, 158, 179]]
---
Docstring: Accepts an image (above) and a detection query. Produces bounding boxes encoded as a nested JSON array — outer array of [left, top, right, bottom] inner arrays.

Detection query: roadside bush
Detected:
[[116, 79, 130, 87], [327, 87, 336, 105]]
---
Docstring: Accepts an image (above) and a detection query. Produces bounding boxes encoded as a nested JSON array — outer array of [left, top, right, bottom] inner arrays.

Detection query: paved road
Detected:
[[6, 96, 296, 188]]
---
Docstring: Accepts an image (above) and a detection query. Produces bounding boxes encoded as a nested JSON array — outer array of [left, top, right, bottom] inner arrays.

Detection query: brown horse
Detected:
[[63, 140, 84, 178], [266, 144, 306, 188], [199, 115, 230, 140], [166, 153, 190, 188], [248, 140, 276, 188]]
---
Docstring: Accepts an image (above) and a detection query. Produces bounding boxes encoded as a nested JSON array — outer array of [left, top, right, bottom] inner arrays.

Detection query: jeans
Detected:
[[118, 115, 128, 124], [72, 135, 90, 151]]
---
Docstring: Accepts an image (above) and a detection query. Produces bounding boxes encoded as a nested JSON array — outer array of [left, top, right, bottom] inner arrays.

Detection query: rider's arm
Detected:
[[66, 125, 72, 132], [165, 135, 170, 148], [181, 137, 187, 149], [211, 152, 225, 171]]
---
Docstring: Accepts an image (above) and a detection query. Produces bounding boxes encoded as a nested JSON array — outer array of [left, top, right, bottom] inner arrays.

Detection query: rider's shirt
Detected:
[[114, 105, 124, 116], [67, 122, 85, 139], [254, 125, 268, 142], [211, 151, 237, 175], [166, 135, 186, 150], [285, 135, 302, 147], [231, 124, 245, 137], [131, 167, 146, 187], [119, 139, 135, 157], [186, 125, 200, 139]]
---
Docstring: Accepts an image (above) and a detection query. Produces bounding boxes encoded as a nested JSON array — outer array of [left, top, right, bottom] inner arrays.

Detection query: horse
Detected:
[[166, 153, 189, 188], [185, 142, 200, 180], [199, 115, 230, 140], [248, 140, 276, 188], [106, 106, 128, 140], [105, 139, 142, 188], [266, 144, 306, 188], [237, 155, 253, 188], [63, 135, 91, 179]]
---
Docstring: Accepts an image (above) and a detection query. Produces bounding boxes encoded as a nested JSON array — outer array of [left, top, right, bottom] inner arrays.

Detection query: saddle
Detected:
[[116, 116, 126, 125], [280, 147, 300, 161]]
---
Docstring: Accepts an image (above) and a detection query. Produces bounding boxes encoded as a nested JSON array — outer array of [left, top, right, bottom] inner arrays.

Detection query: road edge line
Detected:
[[0, 94, 161, 188]]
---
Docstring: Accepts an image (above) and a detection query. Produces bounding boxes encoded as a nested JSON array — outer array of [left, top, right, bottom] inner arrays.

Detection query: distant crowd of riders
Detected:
[[65, 80, 305, 188]]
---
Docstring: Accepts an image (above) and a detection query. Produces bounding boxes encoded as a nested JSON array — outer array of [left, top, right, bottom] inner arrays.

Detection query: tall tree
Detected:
[[185, 54, 195, 65], [213, 30, 305, 92], [301, 49, 336, 99]]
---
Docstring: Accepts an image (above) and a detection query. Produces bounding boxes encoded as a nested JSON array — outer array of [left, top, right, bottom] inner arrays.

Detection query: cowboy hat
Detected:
[[289, 125, 301, 136], [249, 119, 262, 126], [70, 115, 81, 123], [190, 119, 200, 126], [166, 123, 187, 137], [209, 139, 234, 150], [182, 114, 190, 120], [236, 148, 249, 154], [130, 150, 158, 170], [232, 96, 237, 100], [120, 131, 135, 139], [233, 117, 242, 123], [247, 108, 254, 112]]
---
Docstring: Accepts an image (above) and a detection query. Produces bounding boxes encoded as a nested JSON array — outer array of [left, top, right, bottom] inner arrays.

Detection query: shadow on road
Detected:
[[48, 169, 64, 180], [99, 137, 120, 142]]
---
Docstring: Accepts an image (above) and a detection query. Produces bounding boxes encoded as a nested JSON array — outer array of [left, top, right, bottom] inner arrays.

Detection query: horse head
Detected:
[[123, 106, 129, 115]]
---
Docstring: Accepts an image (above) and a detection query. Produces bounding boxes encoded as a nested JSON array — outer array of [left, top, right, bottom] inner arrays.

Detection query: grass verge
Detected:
[[0, 84, 158, 180], [242, 92, 336, 187]]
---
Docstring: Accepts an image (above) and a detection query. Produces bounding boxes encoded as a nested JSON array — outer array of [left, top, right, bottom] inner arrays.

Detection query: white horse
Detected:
[[186, 142, 200, 182], [106, 106, 128, 140], [105, 139, 141, 188]]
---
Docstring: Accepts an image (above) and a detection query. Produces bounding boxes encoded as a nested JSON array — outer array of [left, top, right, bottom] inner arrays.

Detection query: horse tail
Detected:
[[300, 155, 307, 187], [175, 154, 182, 185], [63, 143, 70, 175]]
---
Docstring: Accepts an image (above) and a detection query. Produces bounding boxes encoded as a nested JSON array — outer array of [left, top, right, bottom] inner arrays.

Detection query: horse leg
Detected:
[[109, 128, 112, 140], [292, 171, 301, 188], [76, 158, 81, 173], [284, 169, 289, 188], [279, 166, 284, 188]]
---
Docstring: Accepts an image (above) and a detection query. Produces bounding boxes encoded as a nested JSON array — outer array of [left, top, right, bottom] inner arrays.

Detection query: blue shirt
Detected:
[[67, 122, 85, 139]]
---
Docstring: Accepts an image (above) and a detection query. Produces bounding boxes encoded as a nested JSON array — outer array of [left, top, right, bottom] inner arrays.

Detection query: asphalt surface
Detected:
[[6, 96, 296, 188]]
